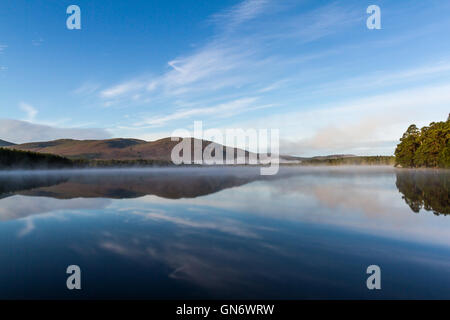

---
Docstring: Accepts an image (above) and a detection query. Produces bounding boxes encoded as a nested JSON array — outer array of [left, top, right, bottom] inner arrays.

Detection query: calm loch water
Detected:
[[0, 166, 449, 299]]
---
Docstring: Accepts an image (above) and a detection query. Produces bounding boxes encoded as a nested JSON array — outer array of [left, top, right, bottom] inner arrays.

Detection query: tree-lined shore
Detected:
[[0, 148, 73, 169], [0, 147, 396, 169], [0, 148, 171, 170], [298, 156, 395, 166], [1, 114, 449, 170], [395, 115, 450, 169]]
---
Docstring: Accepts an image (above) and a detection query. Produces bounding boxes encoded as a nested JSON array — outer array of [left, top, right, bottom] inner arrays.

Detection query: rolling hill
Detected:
[[5, 137, 392, 166], [0, 139, 15, 147], [7, 137, 257, 162]]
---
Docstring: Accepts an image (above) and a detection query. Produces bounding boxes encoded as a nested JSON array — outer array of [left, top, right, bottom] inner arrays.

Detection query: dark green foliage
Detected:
[[394, 124, 420, 167], [300, 156, 395, 166], [0, 148, 73, 169], [72, 159, 172, 167], [396, 170, 450, 215], [0, 148, 173, 170], [395, 115, 450, 168]]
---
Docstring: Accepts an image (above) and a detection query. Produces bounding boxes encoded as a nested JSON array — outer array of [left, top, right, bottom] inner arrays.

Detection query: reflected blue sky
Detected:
[[0, 167, 449, 299]]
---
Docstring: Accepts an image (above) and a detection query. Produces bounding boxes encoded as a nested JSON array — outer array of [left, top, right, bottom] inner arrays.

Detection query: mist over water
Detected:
[[0, 166, 449, 299]]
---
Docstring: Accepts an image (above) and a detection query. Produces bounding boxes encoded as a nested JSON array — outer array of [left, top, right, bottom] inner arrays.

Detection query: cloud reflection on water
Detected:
[[0, 167, 449, 298]]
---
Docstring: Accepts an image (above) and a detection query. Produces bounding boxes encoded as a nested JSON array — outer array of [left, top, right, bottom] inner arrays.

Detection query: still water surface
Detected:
[[0, 166, 449, 299]]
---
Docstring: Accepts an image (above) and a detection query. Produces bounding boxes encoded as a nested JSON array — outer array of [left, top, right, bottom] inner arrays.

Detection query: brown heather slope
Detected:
[[8, 137, 255, 162], [8, 138, 147, 160]]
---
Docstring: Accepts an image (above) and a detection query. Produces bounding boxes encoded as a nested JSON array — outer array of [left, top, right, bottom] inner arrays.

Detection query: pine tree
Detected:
[[395, 115, 450, 168], [395, 124, 420, 167]]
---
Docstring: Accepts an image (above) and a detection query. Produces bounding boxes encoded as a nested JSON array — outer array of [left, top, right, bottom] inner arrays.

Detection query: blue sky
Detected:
[[0, 0, 449, 156]]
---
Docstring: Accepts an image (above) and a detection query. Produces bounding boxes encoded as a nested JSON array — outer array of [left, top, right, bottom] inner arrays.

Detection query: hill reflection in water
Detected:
[[0, 167, 267, 200], [1, 167, 449, 216], [1, 167, 450, 299]]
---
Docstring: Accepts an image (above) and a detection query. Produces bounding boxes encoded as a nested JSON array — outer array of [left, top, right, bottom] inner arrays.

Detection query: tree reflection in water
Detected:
[[396, 170, 450, 215]]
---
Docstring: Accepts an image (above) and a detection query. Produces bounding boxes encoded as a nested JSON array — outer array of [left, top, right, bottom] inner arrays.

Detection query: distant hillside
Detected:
[[0, 139, 15, 147], [8, 137, 256, 162], [5, 137, 395, 167], [311, 154, 356, 160], [9, 138, 147, 160]]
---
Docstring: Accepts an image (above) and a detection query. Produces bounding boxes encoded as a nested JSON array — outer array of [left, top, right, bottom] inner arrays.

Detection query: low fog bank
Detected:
[[0, 165, 400, 177], [2, 164, 447, 185]]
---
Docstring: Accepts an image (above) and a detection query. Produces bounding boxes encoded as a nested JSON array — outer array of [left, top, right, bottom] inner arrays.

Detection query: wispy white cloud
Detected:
[[0, 118, 111, 143], [73, 81, 101, 96], [65, 0, 450, 157], [257, 79, 290, 93], [311, 60, 450, 96], [19, 102, 38, 122], [136, 97, 273, 127], [0, 195, 110, 222], [96, 0, 363, 117], [17, 218, 35, 237], [235, 82, 450, 156], [209, 0, 271, 31], [132, 209, 259, 238], [164, 45, 250, 88], [99, 43, 255, 108], [100, 79, 148, 99], [277, 3, 362, 43]]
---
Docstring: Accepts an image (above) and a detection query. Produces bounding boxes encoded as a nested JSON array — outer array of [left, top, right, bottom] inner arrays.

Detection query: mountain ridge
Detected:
[[7, 137, 257, 162], [0, 139, 16, 147], [5, 137, 377, 163]]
